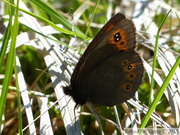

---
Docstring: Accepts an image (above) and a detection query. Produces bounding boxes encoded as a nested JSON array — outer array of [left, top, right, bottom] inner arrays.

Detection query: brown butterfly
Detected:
[[63, 13, 144, 107]]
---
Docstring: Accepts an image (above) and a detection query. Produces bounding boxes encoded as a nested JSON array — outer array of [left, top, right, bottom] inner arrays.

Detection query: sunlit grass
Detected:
[[0, 0, 180, 134]]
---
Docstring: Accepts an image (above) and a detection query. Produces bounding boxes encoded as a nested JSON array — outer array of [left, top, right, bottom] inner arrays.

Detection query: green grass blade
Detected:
[[85, 0, 100, 36], [0, 24, 11, 69], [140, 56, 180, 129], [2, 0, 88, 39], [0, 0, 19, 126], [30, 0, 84, 35], [140, 9, 172, 128]]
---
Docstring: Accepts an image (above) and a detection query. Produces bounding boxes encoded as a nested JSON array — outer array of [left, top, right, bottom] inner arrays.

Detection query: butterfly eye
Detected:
[[113, 32, 121, 42], [114, 37, 121, 42], [122, 59, 129, 65], [126, 85, 131, 89], [120, 41, 125, 45], [130, 74, 135, 78], [123, 83, 132, 91], [127, 65, 132, 70], [123, 64, 136, 72], [126, 73, 136, 80], [128, 73, 136, 80], [114, 32, 120, 38]]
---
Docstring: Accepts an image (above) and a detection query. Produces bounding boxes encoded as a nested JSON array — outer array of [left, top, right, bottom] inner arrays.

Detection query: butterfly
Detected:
[[63, 13, 144, 107]]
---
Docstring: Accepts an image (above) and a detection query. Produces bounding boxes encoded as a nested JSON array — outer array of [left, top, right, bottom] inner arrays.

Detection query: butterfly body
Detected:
[[63, 13, 144, 106]]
